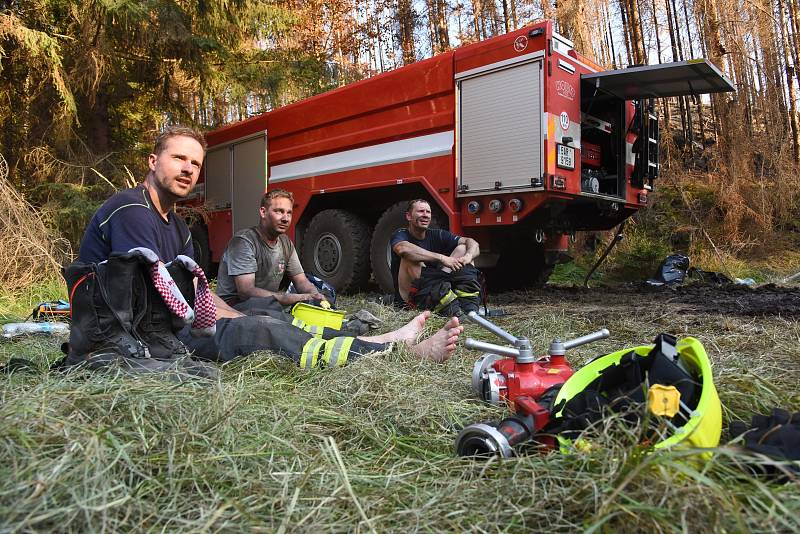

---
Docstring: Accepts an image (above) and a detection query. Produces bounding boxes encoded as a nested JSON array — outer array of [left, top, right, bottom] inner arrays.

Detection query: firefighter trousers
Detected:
[[176, 315, 387, 368], [232, 296, 356, 338]]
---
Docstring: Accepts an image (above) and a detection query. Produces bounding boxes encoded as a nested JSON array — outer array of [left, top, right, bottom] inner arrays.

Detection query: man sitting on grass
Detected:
[[215, 188, 326, 311], [391, 199, 481, 315], [74, 125, 462, 368]]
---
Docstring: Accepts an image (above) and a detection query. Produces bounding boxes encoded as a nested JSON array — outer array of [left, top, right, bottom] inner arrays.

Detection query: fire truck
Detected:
[[189, 20, 733, 294]]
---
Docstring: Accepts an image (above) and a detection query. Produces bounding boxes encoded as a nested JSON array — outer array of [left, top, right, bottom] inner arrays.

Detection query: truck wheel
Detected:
[[189, 224, 212, 276], [301, 209, 372, 293], [369, 201, 447, 294]]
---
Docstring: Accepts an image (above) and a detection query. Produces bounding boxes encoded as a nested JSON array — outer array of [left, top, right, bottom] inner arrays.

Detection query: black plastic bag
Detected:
[[647, 254, 690, 286]]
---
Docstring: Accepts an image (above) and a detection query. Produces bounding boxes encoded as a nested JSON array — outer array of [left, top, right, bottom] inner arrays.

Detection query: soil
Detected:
[[489, 282, 800, 317]]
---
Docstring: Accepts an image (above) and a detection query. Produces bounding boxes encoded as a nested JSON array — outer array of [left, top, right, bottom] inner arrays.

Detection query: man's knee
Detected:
[[450, 244, 467, 258], [233, 296, 292, 321], [398, 257, 423, 302]]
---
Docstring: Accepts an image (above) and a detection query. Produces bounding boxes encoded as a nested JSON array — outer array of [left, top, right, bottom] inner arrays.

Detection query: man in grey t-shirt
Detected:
[[216, 189, 325, 307]]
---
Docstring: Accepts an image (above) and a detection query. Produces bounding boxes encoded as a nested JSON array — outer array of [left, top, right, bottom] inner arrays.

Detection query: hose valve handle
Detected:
[[464, 338, 520, 358], [466, 311, 518, 344], [548, 328, 610, 356]]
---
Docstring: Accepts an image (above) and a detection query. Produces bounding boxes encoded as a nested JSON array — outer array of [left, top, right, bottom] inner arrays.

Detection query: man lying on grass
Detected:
[[69, 125, 462, 371]]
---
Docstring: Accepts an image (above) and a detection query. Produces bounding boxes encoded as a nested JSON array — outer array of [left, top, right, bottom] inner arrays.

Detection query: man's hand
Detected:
[[440, 254, 465, 271], [277, 292, 321, 306], [442, 253, 475, 271], [289, 274, 326, 303], [212, 292, 245, 320]]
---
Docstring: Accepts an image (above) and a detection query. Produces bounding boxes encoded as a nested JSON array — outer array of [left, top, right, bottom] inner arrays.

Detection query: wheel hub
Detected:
[[314, 233, 342, 276]]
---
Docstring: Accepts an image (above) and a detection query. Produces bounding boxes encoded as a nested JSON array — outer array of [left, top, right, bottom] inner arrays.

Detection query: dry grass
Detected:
[[0, 154, 71, 291], [1, 288, 799, 532]]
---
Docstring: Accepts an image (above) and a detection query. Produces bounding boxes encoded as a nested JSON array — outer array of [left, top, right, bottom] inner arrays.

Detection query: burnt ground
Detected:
[[489, 282, 800, 317]]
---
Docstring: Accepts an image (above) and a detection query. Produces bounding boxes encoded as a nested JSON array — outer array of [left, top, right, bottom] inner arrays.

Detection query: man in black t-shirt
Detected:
[[390, 199, 480, 306]]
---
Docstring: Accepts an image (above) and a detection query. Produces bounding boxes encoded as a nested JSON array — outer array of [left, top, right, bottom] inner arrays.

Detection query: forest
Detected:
[[1, 1, 798, 280], [2, 3, 800, 532]]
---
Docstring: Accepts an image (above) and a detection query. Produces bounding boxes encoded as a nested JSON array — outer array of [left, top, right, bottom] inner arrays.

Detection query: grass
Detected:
[[1, 285, 799, 532]]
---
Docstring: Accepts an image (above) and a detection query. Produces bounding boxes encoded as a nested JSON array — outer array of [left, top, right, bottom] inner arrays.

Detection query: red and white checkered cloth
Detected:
[[149, 262, 194, 323], [172, 255, 216, 337], [130, 248, 216, 337]]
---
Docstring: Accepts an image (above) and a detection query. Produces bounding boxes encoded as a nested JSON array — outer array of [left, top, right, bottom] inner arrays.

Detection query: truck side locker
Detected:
[[456, 57, 544, 195]]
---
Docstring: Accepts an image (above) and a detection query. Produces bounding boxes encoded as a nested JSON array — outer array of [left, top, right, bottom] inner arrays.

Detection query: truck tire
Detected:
[[369, 201, 447, 294], [189, 224, 212, 277], [301, 209, 372, 293]]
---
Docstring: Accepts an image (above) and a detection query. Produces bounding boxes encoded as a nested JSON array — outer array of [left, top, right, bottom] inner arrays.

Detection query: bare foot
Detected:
[[411, 316, 463, 363], [359, 311, 430, 345]]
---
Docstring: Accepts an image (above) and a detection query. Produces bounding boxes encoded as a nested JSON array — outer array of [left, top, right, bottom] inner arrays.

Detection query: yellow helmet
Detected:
[[548, 334, 721, 455]]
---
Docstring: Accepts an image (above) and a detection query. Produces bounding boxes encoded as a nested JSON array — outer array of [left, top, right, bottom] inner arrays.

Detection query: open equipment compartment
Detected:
[[579, 60, 735, 196]]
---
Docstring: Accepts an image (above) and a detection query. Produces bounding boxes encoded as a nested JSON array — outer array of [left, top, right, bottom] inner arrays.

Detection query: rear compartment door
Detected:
[[457, 58, 543, 195], [580, 59, 735, 100], [204, 147, 232, 210]]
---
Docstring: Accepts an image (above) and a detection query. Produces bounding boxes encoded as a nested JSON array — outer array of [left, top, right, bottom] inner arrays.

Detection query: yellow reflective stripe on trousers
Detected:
[[293, 318, 323, 338], [454, 290, 479, 297], [306, 324, 323, 338], [434, 290, 457, 313], [299, 338, 325, 369], [322, 336, 355, 367]]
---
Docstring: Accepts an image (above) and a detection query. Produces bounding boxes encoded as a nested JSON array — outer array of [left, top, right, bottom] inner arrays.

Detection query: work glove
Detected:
[[729, 408, 800, 480]]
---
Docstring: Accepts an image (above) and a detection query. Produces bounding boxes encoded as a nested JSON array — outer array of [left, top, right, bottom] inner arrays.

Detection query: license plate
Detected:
[[556, 143, 575, 170]]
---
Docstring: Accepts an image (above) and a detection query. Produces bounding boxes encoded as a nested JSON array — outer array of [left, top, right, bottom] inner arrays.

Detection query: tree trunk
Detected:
[[680, 0, 696, 57], [651, 0, 663, 63], [426, 0, 437, 53], [618, 0, 633, 64], [485, 0, 500, 36], [788, 0, 800, 89], [777, 0, 800, 161], [665, 0, 688, 140], [541, 0, 555, 21], [396, 0, 417, 64], [625, 0, 646, 64], [510, 0, 518, 30], [434, 0, 450, 51], [84, 88, 110, 155], [651, 0, 670, 133], [472, 0, 482, 39]]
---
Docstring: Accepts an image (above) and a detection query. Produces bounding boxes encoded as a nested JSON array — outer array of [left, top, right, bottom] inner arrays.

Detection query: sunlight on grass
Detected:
[[1, 289, 798, 531]]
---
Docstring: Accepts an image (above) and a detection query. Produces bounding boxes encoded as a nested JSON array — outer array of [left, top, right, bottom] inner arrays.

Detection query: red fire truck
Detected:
[[189, 20, 733, 293]]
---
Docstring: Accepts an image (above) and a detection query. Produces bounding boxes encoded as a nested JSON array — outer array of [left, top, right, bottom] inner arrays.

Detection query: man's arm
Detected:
[[392, 240, 464, 270], [189, 273, 244, 319], [232, 273, 312, 306], [289, 273, 325, 301], [213, 292, 245, 319]]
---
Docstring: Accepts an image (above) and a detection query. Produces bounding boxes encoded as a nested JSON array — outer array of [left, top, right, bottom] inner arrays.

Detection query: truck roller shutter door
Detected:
[[204, 147, 232, 209], [459, 60, 543, 193], [232, 135, 267, 232]]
